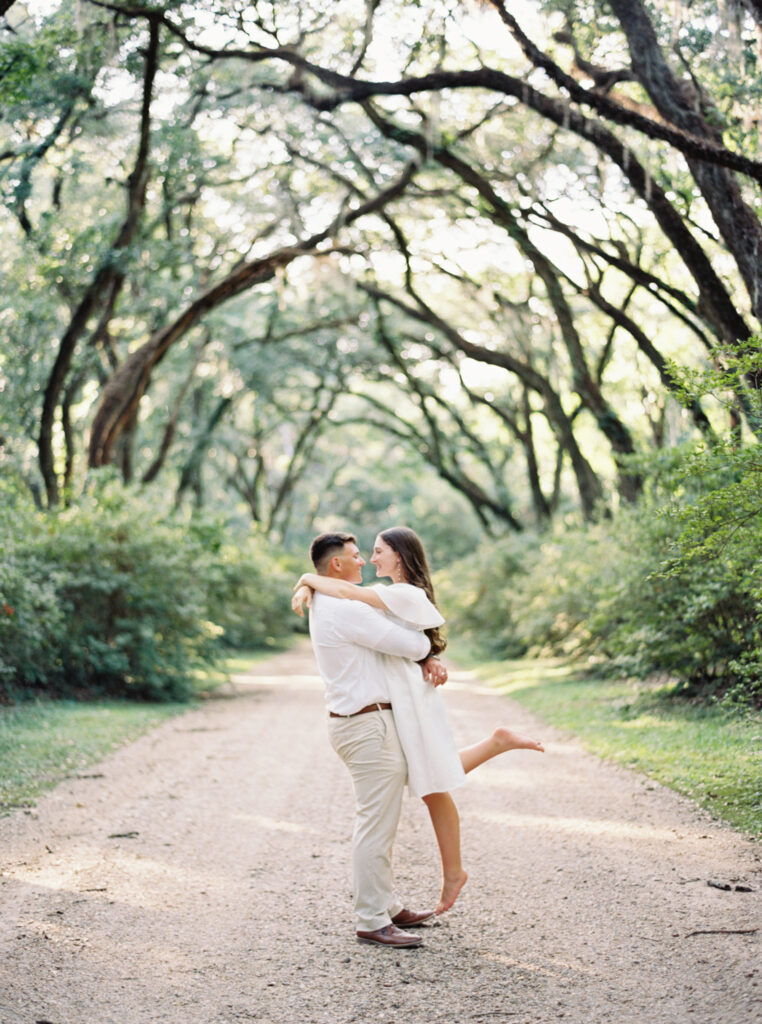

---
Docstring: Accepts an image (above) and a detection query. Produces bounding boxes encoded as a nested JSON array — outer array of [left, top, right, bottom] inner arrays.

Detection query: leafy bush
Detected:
[[436, 533, 536, 658], [648, 440, 762, 704], [440, 440, 762, 708], [0, 541, 65, 690], [0, 490, 217, 700], [204, 533, 300, 650], [0, 484, 297, 702]]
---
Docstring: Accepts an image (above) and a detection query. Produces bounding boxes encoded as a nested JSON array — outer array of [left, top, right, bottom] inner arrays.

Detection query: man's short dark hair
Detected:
[[309, 532, 357, 573]]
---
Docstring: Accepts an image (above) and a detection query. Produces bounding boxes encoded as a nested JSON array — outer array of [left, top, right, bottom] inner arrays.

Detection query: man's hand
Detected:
[[421, 656, 448, 687], [291, 584, 313, 617]]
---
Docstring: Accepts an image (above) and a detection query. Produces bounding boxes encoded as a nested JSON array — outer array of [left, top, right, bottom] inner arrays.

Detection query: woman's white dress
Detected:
[[372, 583, 466, 799]]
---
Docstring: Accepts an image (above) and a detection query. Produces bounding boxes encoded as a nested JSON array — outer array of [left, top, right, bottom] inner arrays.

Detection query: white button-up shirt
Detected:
[[309, 592, 431, 715]]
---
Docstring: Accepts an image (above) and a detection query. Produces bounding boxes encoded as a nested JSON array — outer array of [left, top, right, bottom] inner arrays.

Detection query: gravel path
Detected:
[[0, 644, 759, 1024]]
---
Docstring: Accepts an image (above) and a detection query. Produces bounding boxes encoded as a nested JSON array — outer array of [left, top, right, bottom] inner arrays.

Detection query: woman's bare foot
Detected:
[[493, 727, 544, 754], [436, 869, 468, 915]]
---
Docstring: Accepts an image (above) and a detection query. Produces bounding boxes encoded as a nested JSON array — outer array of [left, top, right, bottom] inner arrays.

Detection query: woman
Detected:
[[292, 526, 543, 915]]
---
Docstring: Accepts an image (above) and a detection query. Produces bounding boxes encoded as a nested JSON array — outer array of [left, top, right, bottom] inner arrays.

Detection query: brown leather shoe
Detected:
[[391, 908, 436, 927], [356, 924, 423, 948]]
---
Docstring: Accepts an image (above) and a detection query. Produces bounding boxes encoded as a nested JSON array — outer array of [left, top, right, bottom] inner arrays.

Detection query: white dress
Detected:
[[372, 583, 466, 799]]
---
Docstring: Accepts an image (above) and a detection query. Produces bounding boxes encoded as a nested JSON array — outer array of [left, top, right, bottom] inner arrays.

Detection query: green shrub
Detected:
[[435, 532, 534, 658], [648, 440, 762, 704], [0, 542, 66, 689], [205, 535, 299, 650], [574, 491, 762, 706], [439, 440, 762, 707], [0, 489, 220, 700], [0, 483, 298, 702]]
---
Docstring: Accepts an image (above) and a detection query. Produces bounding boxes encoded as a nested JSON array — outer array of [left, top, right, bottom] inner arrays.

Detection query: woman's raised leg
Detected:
[[459, 727, 544, 775], [422, 791, 468, 914]]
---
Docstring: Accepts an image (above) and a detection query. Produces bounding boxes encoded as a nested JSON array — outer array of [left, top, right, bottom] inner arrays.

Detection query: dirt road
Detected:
[[0, 644, 759, 1024]]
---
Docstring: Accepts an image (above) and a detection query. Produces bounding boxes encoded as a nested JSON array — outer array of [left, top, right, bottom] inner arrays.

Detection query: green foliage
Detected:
[[436, 533, 533, 658], [653, 437, 762, 703], [441, 436, 762, 707], [0, 21, 83, 114], [0, 483, 297, 702], [204, 535, 300, 650], [0, 531, 65, 689], [1, 488, 215, 700]]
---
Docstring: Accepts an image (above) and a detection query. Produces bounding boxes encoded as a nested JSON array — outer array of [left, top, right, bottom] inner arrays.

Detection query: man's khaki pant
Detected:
[[328, 708, 407, 932]]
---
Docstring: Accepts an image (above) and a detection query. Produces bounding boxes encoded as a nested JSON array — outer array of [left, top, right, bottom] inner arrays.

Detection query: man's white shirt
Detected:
[[309, 592, 430, 715]]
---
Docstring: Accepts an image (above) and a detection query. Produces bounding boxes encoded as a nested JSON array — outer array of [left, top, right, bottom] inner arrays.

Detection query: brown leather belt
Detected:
[[329, 702, 392, 718]]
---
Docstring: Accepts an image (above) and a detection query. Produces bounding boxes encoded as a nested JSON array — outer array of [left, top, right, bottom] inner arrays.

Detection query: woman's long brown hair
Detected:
[[379, 526, 446, 657]]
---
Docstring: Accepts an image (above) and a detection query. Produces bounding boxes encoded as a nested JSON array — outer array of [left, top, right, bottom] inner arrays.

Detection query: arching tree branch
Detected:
[[88, 161, 420, 467]]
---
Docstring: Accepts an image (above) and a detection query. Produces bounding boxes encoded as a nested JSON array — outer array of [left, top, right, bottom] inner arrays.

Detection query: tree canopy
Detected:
[[1, 0, 760, 540]]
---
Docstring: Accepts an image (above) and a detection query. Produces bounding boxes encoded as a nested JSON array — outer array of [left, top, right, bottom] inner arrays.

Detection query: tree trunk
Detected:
[[142, 332, 209, 484], [174, 394, 233, 508], [520, 386, 552, 526], [37, 16, 160, 505], [608, 0, 762, 324]]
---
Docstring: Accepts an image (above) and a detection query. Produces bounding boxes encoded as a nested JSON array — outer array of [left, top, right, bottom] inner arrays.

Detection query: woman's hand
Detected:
[[291, 584, 313, 617], [421, 656, 448, 687]]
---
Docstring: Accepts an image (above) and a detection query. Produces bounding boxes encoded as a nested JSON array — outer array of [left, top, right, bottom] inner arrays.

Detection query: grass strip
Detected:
[[471, 657, 762, 838], [0, 699, 185, 812], [0, 649, 274, 813]]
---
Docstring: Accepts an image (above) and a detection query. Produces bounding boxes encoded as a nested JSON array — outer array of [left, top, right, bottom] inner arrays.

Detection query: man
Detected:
[[306, 531, 441, 949]]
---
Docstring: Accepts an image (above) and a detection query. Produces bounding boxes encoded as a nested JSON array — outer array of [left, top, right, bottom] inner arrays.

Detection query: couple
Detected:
[[292, 526, 543, 949]]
